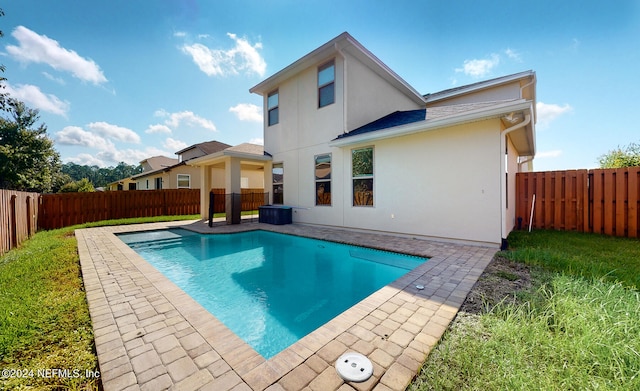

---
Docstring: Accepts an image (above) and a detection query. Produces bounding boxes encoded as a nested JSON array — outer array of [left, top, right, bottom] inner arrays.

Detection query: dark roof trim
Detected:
[[334, 109, 426, 140]]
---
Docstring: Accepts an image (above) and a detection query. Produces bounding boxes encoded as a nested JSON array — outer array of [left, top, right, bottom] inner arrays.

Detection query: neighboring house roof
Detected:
[[249, 32, 425, 106], [175, 140, 232, 158], [224, 143, 265, 155], [107, 176, 135, 186], [186, 143, 271, 166], [140, 156, 179, 171]]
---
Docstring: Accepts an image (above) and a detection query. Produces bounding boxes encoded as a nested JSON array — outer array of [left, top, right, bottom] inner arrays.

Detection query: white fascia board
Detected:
[[329, 100, 533, 147], [185, 151, 271, 167], [184, 151, 225, 166]]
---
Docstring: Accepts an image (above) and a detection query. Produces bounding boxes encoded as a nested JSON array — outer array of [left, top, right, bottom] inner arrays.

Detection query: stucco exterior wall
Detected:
[[264, 56, 344, 156], [163, 165, 201, 189], [345, 54, 424, 131], [273, 119, 504, 246]]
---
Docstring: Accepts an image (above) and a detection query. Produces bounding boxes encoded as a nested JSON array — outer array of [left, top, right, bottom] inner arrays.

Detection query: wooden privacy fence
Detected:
[[38, 189, 200, 230], [1, 189, 39, 256], [516, 167, 640, 238], [209, 188, 266, 213]]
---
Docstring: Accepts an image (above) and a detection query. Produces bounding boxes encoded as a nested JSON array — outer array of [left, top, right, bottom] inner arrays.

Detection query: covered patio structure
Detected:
[[186, 143, 272, 223]]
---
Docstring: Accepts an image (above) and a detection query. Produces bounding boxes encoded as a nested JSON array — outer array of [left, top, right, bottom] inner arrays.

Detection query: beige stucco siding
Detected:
[[163, 166, 201, 189], [274, 119, 504, 246], [341, 120, 502, 245], [345, 53, 424, 131], [265, 57, 344, 156]]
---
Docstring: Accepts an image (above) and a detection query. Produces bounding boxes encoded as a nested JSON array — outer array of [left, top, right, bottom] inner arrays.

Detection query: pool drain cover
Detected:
[[335, 352, 373, 382]]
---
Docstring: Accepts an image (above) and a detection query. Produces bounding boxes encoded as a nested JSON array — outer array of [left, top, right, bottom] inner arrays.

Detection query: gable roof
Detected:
[[140, 156, 179, 171], [249, 32, 425, 106], [425, 70, 536, 103], [175, 140, 232, 157]]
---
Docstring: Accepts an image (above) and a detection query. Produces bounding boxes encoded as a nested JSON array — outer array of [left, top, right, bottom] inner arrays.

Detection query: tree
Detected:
[[0, 8, 8, 111], [598, 142, 640, 168], [61, 161, 142, 188], [59, 178, 95, 193], [0, 98, 62, 192]]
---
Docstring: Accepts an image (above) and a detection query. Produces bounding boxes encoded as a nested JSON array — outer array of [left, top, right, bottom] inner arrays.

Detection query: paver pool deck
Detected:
[[76, 220, 497, 391]]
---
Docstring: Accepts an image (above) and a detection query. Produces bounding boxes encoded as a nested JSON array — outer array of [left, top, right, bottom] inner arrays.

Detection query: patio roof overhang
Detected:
[[185, 149, 272, 167], [329, 99, 536, 157]]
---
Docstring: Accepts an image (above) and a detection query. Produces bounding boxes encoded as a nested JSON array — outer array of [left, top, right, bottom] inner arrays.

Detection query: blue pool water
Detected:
[[118, 229, 427, 359]]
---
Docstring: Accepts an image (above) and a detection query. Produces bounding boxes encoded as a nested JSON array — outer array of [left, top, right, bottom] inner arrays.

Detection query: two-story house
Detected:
[[247, 32, 536, 247]]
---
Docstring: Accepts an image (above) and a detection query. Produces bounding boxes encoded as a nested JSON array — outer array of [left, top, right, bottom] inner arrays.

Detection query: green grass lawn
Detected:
[[409, 230, 640, 391], [0, 215, 199, 391]]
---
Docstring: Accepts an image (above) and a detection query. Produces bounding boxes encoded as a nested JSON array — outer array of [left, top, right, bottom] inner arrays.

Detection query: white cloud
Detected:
[[456, 54, 500, 77], [156, 110, 217, 132], [4, 83, 70, 116], [145, 124, 172, 134], [181, 32, 266, 77], [55, 126, 113, 149], [249, 138, 264, 145], [505, 48, 522, 62], [6, 26, 107, 85], [86, 121, 141, 143], [229, 103, 262, 122], [536, 150, 563, 159], [174, 31, 187, 38], [65, 153, 107, 167], [536, 102, 573, 127], [96, 147, 171, 166], [42, 71, 65, 84], [163, 137, 188, 152]]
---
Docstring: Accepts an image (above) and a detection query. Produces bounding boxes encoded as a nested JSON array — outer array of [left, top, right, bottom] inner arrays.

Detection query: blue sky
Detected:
[[2, 1, 639, 170]]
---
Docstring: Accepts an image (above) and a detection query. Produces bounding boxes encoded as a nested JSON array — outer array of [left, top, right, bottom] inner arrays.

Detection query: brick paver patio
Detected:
[[76, 220, 497, 390]]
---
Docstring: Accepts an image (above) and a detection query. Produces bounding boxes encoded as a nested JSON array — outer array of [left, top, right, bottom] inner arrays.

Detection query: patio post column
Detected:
[[263, 160, 273, 204], [225, 157, 242, 224], [200, 165, 212, 219]]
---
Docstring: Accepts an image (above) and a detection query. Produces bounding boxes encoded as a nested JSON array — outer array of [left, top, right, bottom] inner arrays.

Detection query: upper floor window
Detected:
[[268, 90, 279, 126], [318, 60, 335, 108]]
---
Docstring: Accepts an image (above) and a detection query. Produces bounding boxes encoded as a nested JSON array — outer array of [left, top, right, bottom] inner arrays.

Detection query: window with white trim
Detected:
[[318, 60, 335, 108], [177, 174, 190, 189], [352, 147, 374, 206], [273, 163, 284, 204], [315, 154, 331, 206], [268, 90, 279, 126]]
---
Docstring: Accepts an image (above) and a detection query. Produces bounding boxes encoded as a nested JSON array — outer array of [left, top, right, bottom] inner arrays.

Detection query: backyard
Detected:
[[0, 220, 639, 390], [410, 230, 640, 390]]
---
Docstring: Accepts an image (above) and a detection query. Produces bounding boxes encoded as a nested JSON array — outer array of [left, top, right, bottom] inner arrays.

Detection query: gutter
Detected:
[[329, 99, 532, 147], [500, 113, 531, 248]]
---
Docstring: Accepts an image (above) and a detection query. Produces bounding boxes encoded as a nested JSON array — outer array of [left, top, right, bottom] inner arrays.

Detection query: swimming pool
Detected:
[[118, 229, 428, 359]]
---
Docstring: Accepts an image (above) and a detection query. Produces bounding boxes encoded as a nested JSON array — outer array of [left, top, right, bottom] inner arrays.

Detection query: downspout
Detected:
[[335, 43, 347, 228], [335, 43, 347, 134], [500, 113, 531, 249], [518, 156, 534, 172], [520, 73, 536, 121]]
